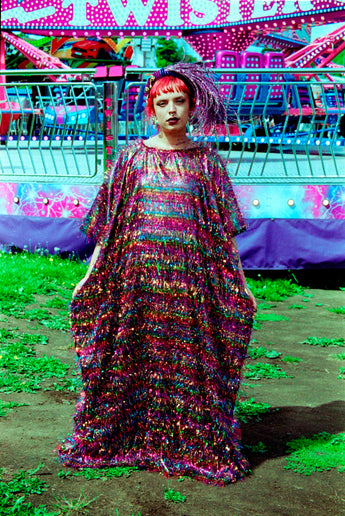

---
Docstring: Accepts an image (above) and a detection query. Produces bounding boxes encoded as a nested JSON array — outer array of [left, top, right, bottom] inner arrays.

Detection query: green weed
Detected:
[[58, 470, 72, 479], [73, 466, 138, 481], [45, 298, 68, 310], [0, 399, 28, 417], [164, 488, 186, 503], [20, 333, 49, 346], [255, 313, 289, 322], [247, 277, 304, 301], [13, 309, 69, 331], [300, 337, 345, 347], [244, 441, 268, 454], [0, 250, 86, 319], [0, 339, 69, 393], [0, 464, 52, 515], [330, 353, 345, 361], [256, 303, 276, 310], [288, 304, 306, 309], [281, 356, 303, 363], [247, 346, 281, 360], [244, 363, 293, 380], [49, 376, 81, 392], [235, 397, 272, 423], [52, 489, 98, 515], [338, 367, 345, 380], [327, 306, 345, 315], [0, 329, 48, 346], [284, 432, 345, 475]]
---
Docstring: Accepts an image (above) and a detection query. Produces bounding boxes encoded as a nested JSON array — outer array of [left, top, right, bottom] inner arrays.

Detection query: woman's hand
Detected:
[[72, 276, 89, 299], [71, 244, 102, 299], [244, 285, 257, 312]]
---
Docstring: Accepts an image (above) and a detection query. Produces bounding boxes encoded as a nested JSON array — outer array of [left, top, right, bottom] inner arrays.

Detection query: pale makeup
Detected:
[[146, 89, 195, 149]]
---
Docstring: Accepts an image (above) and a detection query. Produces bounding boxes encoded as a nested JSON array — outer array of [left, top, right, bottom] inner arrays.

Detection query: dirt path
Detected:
[[0, 288, 344, 515]]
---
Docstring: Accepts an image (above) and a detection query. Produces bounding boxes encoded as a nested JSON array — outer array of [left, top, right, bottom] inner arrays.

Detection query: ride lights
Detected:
[[287, 199, 295, 207], [43, 198, 49, 205], [252, 199, 260, 207], [13, 196, 20, 204], [322, 199, 330, 208], [73, 199, 80, 206]]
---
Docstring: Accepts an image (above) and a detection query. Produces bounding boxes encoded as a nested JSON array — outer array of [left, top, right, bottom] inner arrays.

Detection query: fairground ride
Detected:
[[1, 0, 345, 270]]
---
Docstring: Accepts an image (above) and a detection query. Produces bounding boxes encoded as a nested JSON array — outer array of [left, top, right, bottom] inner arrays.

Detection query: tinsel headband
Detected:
[[145, 62, 226, 130]]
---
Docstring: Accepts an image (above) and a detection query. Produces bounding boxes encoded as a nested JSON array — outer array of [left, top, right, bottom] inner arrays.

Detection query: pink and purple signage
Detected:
[[2, 1, 345, 37]]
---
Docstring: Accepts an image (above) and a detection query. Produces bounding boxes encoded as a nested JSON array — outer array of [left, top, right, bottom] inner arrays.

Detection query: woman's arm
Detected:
[[72, 243, 102, 298]]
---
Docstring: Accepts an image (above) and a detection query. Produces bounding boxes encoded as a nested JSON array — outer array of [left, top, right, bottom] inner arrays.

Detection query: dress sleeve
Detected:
[[80, 146, 130, 245], [211, 151, 246, 239]]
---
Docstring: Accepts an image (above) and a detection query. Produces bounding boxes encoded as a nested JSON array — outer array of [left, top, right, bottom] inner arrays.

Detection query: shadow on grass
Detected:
[[241, 400, 345, 468]]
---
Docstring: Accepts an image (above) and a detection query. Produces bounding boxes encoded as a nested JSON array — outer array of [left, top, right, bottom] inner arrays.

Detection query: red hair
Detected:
[[145, 75, 195, 118]]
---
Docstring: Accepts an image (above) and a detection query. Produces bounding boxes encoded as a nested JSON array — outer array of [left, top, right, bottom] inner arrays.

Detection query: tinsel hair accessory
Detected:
[[145, 62, 226, 130]]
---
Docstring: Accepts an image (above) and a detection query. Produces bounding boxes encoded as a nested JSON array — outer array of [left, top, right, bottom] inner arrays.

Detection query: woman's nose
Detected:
[[168, 102, 176, 113]]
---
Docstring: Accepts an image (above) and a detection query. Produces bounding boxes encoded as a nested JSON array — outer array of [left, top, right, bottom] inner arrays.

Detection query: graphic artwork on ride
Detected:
[[2, 0, 344, 32]]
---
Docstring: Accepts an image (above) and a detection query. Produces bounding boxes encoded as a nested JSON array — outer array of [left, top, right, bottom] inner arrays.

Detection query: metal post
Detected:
[[0, 34, 6, 102], [103, 81, 118, 172]]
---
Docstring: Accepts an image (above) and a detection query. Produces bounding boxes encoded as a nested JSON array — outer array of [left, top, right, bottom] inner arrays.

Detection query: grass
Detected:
[[247, 345, 281, 360], [255, 313, 289, 322], [244, 442, 268, 454], [0, 464, 52, 515], [71, 466, 138, 481], [299, 336, 345, 347], [0, 338, 70, 393], [243, 363, 293, 380], [0, 399, 28, 417], [284, 432, 345, 475], [0, 329, 49, 346], [0, 249, 86, 320], [12, 309, 70, 331], [327, 306, 345, 315], [50, 376, 81, 392], [164, 488, 186, 503], [256, 302, 276, 310], [52, 490, 98, 515], [247, 277, 304, 301], [235, 397, 272, 423], [338, 367, 345, 380], [329, 353, 345, 361], [0, 251, 86, 395], [281, 356, 303, 363]]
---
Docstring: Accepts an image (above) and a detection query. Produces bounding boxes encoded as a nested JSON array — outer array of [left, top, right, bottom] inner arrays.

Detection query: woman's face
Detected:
[[153, 89, 191, 134]]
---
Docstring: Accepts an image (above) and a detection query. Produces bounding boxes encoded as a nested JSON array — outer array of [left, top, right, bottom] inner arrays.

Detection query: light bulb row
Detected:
[[13, 196, 80, 206], [252, 199, 330, 207]]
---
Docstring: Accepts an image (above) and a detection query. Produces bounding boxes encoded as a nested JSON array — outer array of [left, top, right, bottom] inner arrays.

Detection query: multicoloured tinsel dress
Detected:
[[58, 140, 256, 485]]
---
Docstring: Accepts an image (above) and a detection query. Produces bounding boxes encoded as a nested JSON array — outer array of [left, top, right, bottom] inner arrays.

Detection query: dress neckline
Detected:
[[140, 139, 203, 152]]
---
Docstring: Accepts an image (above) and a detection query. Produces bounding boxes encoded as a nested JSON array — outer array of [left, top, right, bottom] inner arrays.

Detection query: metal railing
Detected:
[[1, 68, 344, 185], [116, 68, 345, 185]]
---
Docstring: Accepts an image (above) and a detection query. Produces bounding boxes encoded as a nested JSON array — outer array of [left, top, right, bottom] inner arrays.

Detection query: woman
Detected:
[[58, 63, 256, 485]]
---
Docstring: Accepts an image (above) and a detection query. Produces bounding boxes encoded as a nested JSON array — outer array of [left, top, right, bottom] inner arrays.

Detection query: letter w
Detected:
[[108, 0, 156, 26]]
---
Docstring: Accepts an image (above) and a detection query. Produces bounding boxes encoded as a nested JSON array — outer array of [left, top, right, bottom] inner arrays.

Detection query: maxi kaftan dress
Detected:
[[58, 140, 255, 485]]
